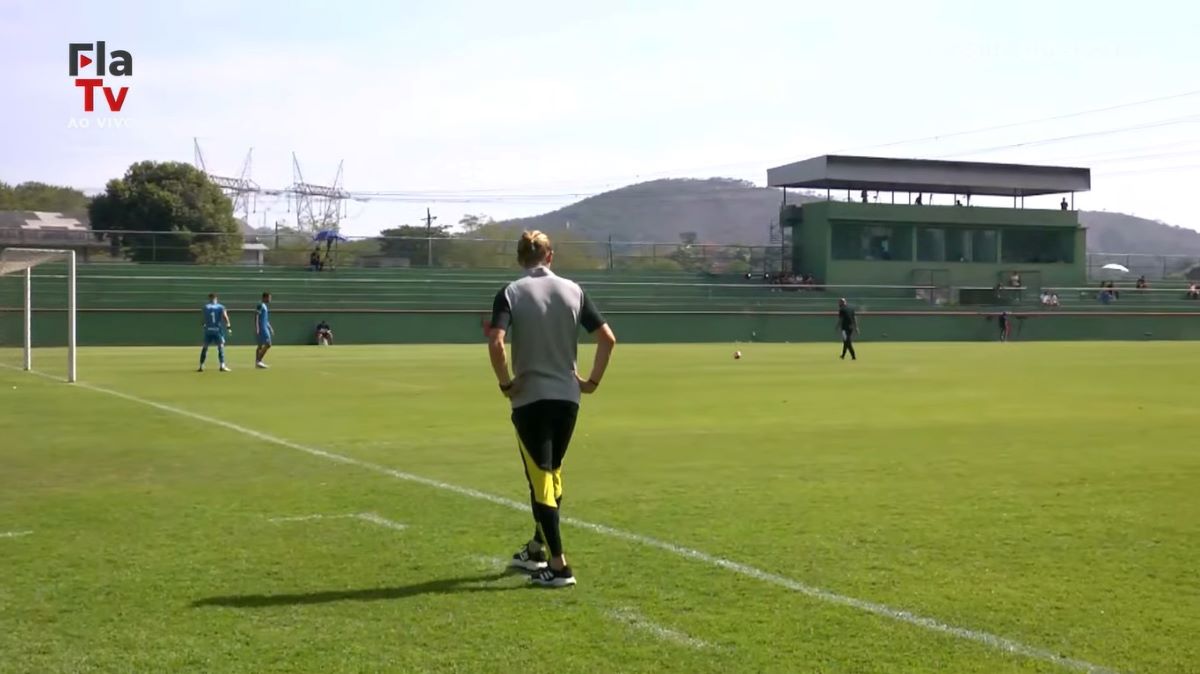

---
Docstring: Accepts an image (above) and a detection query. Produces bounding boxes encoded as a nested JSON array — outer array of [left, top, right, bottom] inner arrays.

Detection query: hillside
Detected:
[[500, 178, 1200, 255], [501, 179, 816, 245]]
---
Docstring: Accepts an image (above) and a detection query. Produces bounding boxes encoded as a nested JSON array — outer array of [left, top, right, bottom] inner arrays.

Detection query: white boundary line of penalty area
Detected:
[[0, 530, 33, 539], [268, 512, 407, 532], [5, 368, 1117, 674]]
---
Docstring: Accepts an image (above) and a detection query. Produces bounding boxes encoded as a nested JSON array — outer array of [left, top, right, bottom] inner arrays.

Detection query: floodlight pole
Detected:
[[67, 251, 77, 383], [23, 267, 31, 371]]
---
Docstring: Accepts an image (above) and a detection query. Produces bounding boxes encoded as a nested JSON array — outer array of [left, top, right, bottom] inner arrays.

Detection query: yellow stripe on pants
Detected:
[[518, 438, 561, 508]]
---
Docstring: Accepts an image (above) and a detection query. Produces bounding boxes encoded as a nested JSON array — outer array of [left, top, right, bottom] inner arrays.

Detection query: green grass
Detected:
[[1, 343, 1197, 674]]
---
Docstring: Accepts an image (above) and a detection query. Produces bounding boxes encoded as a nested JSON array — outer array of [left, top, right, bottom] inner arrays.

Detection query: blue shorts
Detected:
[[257, 331, 272, 346], [203, 329, 225, 346]]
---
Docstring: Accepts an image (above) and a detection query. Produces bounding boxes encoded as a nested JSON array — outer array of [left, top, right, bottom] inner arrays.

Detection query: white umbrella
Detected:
[[1101, 263, 1130, 273]]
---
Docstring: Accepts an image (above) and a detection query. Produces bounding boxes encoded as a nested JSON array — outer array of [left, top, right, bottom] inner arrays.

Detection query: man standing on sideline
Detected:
[[255, 291, 273, 369], [486, 230, 617, 588], [999, 310, 1012, 342], [199, 293, 231, 372], [837, 298, 858, 360]]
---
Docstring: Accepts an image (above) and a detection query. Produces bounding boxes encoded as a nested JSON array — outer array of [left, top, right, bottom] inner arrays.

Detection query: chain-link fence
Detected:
[[0, 229, 786, 274], [3, 228, 1197, 280], [1086, 253, 1200, 281]]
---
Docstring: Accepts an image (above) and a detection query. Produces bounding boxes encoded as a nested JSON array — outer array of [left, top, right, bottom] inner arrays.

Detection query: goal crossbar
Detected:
[[0, 248, 77, 382]]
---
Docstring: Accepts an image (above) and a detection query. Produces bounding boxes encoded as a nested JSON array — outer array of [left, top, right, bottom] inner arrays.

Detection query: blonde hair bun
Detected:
[[517, 230, 552, 267]]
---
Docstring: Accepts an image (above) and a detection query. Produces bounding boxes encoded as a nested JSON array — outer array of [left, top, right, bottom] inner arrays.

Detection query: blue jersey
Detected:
[[203, 302, 226, 332], [256, 302, 271, 335]]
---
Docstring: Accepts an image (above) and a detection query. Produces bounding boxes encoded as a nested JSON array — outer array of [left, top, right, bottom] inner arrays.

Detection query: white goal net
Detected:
[[0, 248, 77, 382]]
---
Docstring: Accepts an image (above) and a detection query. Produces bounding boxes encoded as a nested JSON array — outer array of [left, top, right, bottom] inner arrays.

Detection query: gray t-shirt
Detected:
[[490, 266, 606, 408]]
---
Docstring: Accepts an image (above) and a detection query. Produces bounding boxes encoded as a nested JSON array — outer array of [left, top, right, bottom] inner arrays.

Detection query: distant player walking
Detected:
[[998, 310, 1012, 342], [199, 293, 232, 372], [487, 230, 617, 588], [255, 291, 273, 369], [837, 298, 858, 360]]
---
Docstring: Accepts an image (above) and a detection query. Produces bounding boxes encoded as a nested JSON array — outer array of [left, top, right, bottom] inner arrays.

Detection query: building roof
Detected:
[[767, 155, 1090, 197]]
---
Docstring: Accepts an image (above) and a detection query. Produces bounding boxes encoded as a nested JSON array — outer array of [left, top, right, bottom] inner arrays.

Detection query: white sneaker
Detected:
[[255, 361, 269, 369], [220, 364, 231, 372], [530, 565, 576, 588], [510, 544, 549, 572]]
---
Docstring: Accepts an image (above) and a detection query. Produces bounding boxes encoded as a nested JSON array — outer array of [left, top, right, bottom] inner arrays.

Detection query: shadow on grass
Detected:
[[191, 571, 523, 608]]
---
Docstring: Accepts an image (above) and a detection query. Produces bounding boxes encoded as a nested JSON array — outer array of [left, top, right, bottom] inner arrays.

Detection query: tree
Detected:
[[89, 161, 242, 263], [377, 224, 453, 265], [0, 181, 90, 218], [457, 213, 495, 233]]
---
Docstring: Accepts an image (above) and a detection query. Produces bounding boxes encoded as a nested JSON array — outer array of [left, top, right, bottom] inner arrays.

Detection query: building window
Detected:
[[971, 229, 998, 263], [917, 227, 996, 263], [832, 224, 912, 261], [1001, 228, 1075, 264]]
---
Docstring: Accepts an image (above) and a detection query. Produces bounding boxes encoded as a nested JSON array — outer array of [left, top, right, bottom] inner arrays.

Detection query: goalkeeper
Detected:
[[199, 293, 232, 372]]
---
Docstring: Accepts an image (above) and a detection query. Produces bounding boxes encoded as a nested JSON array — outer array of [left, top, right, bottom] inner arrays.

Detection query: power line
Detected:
[[1098, 162, 1200, 178], [836, 88, 1200, 154], [935, 114, 1200, 159]]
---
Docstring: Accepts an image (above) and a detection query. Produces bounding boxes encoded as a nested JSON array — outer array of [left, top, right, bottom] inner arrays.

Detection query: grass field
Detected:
[[1, 342, 1197, 674]]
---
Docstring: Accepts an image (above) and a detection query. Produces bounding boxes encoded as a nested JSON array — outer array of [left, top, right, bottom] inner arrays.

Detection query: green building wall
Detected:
[[785, 201, 1087, 289]]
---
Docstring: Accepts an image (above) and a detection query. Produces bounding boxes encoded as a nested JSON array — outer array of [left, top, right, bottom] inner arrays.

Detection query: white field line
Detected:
[[268, 514, 341, 523], [353, 512, 407, 532], [0, 530, 33, 539], [470, 555, 509, 572], [269, 512, 406, 532], [2, 366, 1118, 674], [607, 607, 712, 650]]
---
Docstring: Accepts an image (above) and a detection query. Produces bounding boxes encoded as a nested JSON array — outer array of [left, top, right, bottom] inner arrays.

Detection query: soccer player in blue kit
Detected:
[[255, 291, 273, 369], [199, 293, 232, 372]]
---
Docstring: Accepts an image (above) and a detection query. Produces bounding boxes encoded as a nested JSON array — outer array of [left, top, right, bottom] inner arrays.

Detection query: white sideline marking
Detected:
[[0, 530, 33, 539], [5, 366, 1117, 674], [269, 512, 406, 532], [608, 607, 712, 650]]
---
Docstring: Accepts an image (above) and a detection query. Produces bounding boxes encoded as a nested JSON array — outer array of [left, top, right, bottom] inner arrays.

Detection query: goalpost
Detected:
[[0, 248, 77, 383]]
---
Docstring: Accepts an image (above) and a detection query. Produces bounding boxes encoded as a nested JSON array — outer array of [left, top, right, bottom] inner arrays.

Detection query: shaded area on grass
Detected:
[[192, 571, 523, 608]]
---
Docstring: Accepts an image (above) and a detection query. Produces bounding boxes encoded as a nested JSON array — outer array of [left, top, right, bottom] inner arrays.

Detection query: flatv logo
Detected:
[[69, 42, 132, 112]]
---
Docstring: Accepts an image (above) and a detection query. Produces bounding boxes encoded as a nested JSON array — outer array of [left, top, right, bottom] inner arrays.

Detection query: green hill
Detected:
[[500, 178, 1200, 256]]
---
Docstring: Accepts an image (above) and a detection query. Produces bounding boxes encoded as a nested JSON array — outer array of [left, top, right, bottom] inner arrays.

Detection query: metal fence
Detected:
[[2, 228, 1198, 280], [1085, 253, 1200, 281], [0, 229, 786, 274]]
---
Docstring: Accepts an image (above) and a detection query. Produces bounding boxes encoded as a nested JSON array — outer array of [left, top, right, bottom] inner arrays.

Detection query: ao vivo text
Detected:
[[69, 42, 132, 112]]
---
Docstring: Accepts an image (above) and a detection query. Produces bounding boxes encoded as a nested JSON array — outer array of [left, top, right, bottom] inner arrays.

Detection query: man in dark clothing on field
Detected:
[[837, 298, 857, 360]]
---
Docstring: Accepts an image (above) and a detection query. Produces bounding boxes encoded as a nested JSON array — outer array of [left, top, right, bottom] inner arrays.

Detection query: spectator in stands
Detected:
[[1040, 290, 1052, 306], [914, 194, 923, 205], [1136, 275, 1148, 290], [315, 320, 334, 345], [1009, 272, 1022, 288], [1061, 198, 1069, 211], [1188, 282, 1200, 300], [309, 248, 323, 272], [1099, 285, 1116, 304]]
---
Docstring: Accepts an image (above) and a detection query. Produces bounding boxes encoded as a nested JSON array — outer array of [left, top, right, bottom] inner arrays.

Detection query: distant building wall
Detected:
[[785, 201, 1086, 289]]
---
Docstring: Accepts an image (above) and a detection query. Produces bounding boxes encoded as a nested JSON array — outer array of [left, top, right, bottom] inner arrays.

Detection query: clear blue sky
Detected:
[[2, 0, 1198, 236]]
